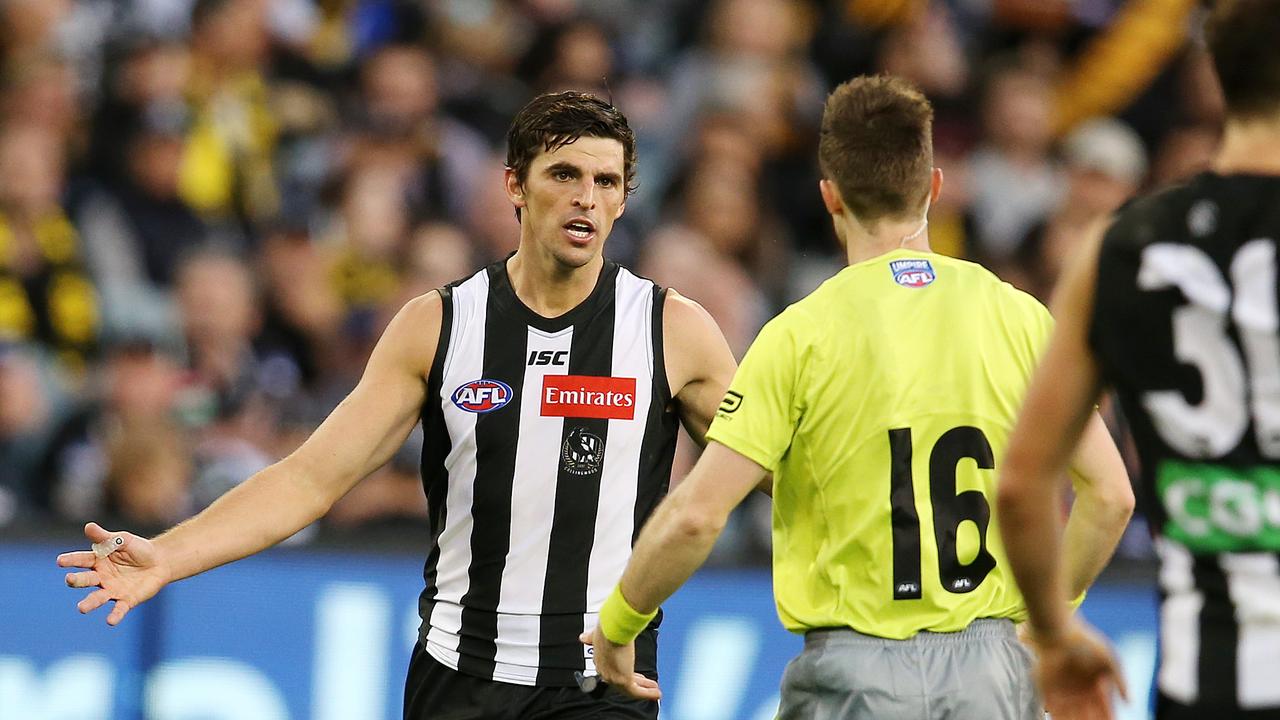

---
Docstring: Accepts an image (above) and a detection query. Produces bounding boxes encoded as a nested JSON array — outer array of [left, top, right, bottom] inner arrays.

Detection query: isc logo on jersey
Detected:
[[452, 379, 514, 413], [542, 375, 636, 420], [890, 258, 936, 288]]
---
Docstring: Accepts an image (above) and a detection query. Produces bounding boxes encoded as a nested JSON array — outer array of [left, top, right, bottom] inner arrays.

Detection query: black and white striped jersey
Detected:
[[1090, 172, 1280, 716], [415, 258, 678, 687]]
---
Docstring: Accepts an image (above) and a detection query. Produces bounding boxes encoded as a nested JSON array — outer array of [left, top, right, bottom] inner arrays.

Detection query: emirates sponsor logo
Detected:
[[541, 375, 636, 420]]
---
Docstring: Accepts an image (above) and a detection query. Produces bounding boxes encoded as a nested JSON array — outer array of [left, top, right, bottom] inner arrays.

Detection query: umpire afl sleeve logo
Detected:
[[890, 258, 936, 288], [562, 427, 605, 475]]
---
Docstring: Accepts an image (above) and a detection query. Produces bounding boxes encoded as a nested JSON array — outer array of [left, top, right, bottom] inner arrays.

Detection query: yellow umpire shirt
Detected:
[[705, 249, 1053, 639]]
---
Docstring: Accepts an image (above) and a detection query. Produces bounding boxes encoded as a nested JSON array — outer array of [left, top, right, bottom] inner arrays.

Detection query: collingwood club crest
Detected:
[[562, 427, 605, 475]]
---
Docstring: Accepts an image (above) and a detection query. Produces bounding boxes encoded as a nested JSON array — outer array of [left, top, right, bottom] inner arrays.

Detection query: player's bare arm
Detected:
[[1062, 411, 1134, 600], [661, 290, 776, 495], [662, 289, 737, 445], [584, 442, 767, 699], [58, 291, 443, 625], [997, 234, 1128, 717]]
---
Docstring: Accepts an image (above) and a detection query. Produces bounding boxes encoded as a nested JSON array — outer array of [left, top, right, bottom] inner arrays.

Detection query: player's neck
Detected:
[[1214, 115, 1280, 176], [506, 248, 603, 318], [838, 214, 932, 266]]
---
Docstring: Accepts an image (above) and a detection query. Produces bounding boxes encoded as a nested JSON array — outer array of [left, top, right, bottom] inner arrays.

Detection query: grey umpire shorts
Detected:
[[778, 618, 1042, 720]]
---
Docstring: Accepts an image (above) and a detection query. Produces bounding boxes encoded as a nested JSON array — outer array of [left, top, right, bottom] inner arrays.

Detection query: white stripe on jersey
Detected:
[[1222, 552, 1280, 708], [425, 601, 464, 655], [428, 271, 488, 638], [1157, 537, 1203, 705], [422, 641, 552, 686], [580, 269, 656, 673], [491, 326, 575, 670], [586, 269, 654, 610]]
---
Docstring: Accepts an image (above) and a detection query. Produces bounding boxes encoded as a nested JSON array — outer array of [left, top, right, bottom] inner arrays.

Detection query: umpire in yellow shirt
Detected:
[[583, 75, 1135, 719]]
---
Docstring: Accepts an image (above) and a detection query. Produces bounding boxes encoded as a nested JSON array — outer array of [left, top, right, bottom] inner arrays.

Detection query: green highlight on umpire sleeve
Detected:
[[1157, 460, 1280, 553]]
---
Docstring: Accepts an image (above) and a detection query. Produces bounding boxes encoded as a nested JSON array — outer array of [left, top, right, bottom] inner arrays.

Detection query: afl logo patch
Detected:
[[452, 379, 513, 413], [890, 258, 936, 288]]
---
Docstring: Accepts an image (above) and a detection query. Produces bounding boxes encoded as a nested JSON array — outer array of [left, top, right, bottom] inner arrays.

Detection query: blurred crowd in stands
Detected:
[[0, 0, 1215, 563]]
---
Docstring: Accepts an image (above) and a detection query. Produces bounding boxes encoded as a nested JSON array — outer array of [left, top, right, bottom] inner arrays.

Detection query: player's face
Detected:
[[505, 136, 627, 269]]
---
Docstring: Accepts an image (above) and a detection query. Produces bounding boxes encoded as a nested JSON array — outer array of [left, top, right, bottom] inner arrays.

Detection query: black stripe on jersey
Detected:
[[628, 286, 677, 644], [419, 287, 456, 627], [536, 274, 619, 684], [456, 271, 529, 679], [633, 286, 678, 544], [1192, 556, 1239, 710]]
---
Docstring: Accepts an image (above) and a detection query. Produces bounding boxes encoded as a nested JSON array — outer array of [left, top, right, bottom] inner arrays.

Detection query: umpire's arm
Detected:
[[153, 291, 441, 584], [998, 232, 1133, 640], [620, 442, 766, 609], [1062, 412, 1135, 600], [588, 441, 767, 699]]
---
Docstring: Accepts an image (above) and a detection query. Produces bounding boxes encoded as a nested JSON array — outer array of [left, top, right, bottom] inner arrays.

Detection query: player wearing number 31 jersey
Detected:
[[1091, 173, 1280, 719], [999, 3, 1280, 719], [583, 75, 1133, 720]]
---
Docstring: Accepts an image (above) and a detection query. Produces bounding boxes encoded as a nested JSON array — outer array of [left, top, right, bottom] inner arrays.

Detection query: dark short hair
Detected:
[[1206, 0, 1280, 119], [818, 75, 933, 224], [505, 91, 637, 196]]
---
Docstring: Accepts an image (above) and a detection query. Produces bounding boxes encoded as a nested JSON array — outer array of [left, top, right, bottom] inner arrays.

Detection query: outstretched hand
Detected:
[[579, 626, 662, 702], [1029, 619, 1127, 720], [57, 522, 169, 626]]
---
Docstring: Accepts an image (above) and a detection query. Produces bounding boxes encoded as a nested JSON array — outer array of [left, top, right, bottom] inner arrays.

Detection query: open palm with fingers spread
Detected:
[[57, 522, 170, 626]]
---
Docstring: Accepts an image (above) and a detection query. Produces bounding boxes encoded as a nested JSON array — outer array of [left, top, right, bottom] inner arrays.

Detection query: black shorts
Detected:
[[1157, 694, 1280, 720], [403, 644, 660, 720]]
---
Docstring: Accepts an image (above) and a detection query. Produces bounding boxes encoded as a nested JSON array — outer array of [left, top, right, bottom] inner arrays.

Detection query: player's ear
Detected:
[[504, 167, 526, 209], [929, 167, 943, 206], [819, 179, 845, 216]]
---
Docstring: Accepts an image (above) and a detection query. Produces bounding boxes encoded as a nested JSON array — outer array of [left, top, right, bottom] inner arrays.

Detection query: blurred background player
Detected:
[[56, 91, 737, 720], [586, 75, 1134, 719], [999, 1, 1280, 718]]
